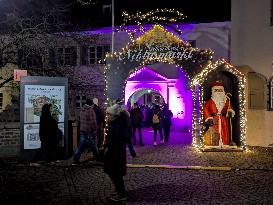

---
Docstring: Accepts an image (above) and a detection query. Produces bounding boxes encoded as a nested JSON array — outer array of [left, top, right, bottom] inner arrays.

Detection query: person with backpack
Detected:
[[152, 104, 164, 146], [130, 102, 144, 146], [162, 104, 173, 144]]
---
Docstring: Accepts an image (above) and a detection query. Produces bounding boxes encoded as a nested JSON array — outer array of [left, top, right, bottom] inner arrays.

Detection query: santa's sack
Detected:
[[203, 126, 220, 146]]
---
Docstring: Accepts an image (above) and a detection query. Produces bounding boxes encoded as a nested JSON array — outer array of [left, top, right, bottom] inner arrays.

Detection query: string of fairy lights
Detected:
[[104, 9, 246, 151], [118, 9, 186, 41], [190, 59, 247, 150], [109, 25, 213, 68]]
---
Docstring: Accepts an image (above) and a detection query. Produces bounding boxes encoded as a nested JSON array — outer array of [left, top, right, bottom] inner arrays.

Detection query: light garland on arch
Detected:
[[190, 58, 247, 151], [109, 25, 213, 68], [118, 9, 186, 41]]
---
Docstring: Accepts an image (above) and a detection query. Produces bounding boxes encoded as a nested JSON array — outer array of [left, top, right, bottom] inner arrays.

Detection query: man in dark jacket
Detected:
[[130, 102, 144, 146], [104, 103, 130, 202], [162, 104, 173, 143], [92, 98, 105, 149]]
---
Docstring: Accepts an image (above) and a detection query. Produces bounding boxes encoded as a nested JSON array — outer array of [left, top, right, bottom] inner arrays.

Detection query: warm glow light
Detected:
[[103, 9, 245, 151]]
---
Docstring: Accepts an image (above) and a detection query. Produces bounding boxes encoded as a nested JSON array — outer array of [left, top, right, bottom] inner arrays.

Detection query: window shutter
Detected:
[[248, 73, 265, 109]]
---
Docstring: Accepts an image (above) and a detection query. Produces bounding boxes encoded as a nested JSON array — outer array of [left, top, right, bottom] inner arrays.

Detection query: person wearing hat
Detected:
[[103, 103, 131, 202], [203, 81, 235, 146]]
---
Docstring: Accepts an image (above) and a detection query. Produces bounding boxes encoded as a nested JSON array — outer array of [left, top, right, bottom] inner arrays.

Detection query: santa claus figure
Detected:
[[203, 81, 235, 146]]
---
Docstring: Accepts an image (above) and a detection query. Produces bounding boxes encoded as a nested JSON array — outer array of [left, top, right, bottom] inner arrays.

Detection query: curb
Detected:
[[127, 164, 232, 171]]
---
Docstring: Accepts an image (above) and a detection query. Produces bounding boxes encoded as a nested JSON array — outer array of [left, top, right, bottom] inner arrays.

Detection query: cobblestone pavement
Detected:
[[1, 129, 273, 205]]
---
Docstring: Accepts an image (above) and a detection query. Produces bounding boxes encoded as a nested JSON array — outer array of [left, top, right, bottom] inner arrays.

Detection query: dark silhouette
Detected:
[[130, 103, 144, 146], [152, 104, 164, 146], [30, 103, 59, 167], [162, 104, 173, 143], [104, 104, 130, 202], [92, 98, 105, 149]]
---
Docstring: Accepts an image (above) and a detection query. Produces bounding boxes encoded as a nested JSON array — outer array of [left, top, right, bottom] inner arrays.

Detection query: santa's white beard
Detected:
[[211, 92, 226, 112]]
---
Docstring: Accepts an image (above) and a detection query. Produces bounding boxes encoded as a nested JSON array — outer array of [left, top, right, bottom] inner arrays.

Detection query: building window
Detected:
[[271, 0, 273, 26], [80, 46, 88, 65], [75, 95, 86, 109], [0, 93, 3, 109], [248, 72, 266, 109], [188, 40, 196, 47], [57, 47, 77, 66], [269, 78, 273, 110], [18, 48, 43, 68], [88, 45, 110, 65], [48, 48, 56, 67], [0, 50, 3, 67]]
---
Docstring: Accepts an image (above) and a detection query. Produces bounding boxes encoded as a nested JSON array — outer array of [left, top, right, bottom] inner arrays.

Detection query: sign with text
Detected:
[[14, 69, 27, 81], [20, 76, 68, 159]]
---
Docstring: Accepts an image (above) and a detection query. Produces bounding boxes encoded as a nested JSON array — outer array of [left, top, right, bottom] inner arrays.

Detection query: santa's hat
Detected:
[[211, 81, 224, 91]]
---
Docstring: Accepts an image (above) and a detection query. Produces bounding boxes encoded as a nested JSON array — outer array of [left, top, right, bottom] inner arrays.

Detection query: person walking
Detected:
[[92, 98, 105, 149], [72, 98, 99, 165], [162, 104, 173, 144], [115, 99, 136, 158], [30, 103, 59, 167], [152, 104, 164, 146], [130, 102, 144, 146], [104, 103, 131, 202], [126, 115, 137, 158]]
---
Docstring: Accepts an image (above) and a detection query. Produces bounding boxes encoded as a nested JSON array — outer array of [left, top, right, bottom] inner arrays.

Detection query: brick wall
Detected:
[[0, 122, 20, 157]]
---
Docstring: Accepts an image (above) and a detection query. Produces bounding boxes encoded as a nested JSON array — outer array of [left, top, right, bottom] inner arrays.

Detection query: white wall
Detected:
[[231, 0, 273, 77], [231, 0, 273, 146]]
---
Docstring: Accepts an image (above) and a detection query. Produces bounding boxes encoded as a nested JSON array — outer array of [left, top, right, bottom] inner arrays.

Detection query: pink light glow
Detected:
[[125, 66, 193, 132]]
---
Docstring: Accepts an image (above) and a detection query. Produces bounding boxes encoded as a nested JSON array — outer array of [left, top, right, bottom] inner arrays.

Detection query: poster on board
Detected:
[[20, 76, 68, 158], [24, 85, 65, 123], [23, 85, 65, 149]]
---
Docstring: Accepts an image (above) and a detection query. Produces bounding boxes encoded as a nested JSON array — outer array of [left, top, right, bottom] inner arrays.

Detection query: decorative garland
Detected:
[[118, 9, 187, 41]]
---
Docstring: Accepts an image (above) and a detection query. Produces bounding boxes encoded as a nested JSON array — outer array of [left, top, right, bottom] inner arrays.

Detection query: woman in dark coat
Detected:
[[104, 104, 130, 202], [39, 103, 59, 161], [30, 103, 59, 167], [162, 104, 173, 143]]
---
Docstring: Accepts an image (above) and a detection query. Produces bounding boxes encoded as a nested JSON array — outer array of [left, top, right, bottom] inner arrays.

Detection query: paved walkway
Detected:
[[1, 128, 273, 205]]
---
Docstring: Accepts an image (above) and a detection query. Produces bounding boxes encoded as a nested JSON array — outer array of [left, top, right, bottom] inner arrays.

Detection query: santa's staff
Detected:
[[226, 93, 234, 145]]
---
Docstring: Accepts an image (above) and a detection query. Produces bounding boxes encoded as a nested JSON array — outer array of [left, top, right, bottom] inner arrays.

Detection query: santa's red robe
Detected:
[[203, 99, 233, 145]]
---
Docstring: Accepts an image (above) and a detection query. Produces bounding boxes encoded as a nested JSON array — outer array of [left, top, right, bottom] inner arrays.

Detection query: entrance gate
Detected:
[[105, 24, 246, 149]]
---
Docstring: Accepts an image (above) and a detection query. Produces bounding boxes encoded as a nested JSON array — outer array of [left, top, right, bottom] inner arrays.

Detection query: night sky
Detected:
[[71, 0, 231, 29], [0, 0, 231, 31]]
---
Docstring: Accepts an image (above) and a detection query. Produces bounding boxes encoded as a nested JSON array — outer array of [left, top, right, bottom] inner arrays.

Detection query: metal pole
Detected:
[[111, 0, 115, 53]]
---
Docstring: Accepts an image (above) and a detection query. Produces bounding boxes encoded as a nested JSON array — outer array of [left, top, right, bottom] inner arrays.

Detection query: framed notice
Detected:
[[24, 85, 65, 124], [20, 76, 68, 158]]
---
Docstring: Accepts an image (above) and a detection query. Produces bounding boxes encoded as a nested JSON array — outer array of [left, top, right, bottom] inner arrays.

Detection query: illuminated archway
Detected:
[[125, 65, 193, 132], [105, 24, 245, 150], [126, 88, 165, 108]]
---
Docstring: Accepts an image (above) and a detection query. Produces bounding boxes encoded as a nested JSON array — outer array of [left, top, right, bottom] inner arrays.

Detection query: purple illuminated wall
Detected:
[[125, 66, 192, 131]]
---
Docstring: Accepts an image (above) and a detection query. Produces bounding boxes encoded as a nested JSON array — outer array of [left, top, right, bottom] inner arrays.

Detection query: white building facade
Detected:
[[231, 0, 273, 146]]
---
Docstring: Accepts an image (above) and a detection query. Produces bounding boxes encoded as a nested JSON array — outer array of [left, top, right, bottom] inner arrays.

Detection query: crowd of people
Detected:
[[28, 80, 237, 202], [31, 98, 173, 202]]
